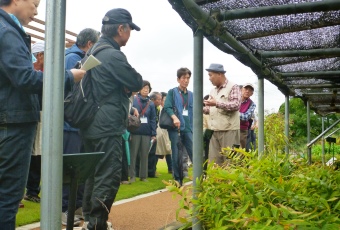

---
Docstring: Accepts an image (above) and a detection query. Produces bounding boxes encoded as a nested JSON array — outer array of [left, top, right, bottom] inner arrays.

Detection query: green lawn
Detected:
[[16, 159, 181, 227]]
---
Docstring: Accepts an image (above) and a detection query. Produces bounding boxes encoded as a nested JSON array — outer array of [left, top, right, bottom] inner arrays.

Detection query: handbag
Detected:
[[159, 89, 177, 130], [127, 115, 141, 132]]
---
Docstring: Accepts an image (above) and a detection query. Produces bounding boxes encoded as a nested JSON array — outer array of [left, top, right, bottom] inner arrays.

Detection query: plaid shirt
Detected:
[[204, 80, 241, 114], [240, 99, 256, 121]]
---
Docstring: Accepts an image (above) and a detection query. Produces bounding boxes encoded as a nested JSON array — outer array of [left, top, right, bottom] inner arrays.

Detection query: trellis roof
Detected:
[[24, 18, 76, 47], [168, 0, 340, 115]]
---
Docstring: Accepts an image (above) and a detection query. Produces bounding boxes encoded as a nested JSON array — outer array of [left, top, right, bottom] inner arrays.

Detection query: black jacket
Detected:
[[80, 36, 143, 139]]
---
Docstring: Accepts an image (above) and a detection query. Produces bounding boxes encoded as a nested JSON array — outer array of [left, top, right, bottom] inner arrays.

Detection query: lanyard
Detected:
[[137, 97, 149, 116], [178, 88, 188, 109]]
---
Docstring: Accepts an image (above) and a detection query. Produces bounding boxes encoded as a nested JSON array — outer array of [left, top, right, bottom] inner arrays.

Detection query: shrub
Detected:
[[166, 149, 340, 229]]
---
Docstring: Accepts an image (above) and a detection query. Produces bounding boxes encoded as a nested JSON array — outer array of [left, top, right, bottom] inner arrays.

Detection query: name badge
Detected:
[[140, 117, 148, 124], [182, 109, 188, 116]]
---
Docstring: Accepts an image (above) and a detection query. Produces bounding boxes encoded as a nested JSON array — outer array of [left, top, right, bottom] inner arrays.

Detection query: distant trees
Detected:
[[278, 97, 339, 148]]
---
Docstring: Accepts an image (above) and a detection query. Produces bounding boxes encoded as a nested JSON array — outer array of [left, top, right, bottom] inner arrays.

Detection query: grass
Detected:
[[16, 159, 182, 227]]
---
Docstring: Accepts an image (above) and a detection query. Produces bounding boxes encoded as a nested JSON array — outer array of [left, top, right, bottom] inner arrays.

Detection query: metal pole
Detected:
[[257, 77, 264, 158], [40, 0, 66, 229], [192, 28, 204, 230], [285, 95, 289, 156], [322, 117, 325, 165], [307, 101, 312, 164], [307, 118, 340, 148], [218, 0, 340, 21], [325, 127, 340, 138]]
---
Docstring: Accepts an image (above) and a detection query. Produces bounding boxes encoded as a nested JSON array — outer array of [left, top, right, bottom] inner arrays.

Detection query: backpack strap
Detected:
[[80, 44, 113, 107], [87, 44, 112, 58]]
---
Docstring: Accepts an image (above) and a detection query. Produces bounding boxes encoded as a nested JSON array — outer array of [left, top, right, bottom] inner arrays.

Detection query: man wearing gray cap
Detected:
[[80, 8, 143, 230], [204, 63, 241, 165]]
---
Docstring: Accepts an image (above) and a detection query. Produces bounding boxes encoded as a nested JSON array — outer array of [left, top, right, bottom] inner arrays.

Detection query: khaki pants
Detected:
[[240, 129, 248, 150], [209, 130, 240, 165]]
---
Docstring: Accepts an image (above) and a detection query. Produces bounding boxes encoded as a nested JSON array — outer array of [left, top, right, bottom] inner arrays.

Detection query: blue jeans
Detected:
[[246, 129, 256, 152], [0, 122, 37, 229], [165, 154, 172, 172], [62, 130, 84, 212], [168, 130, 192, 184]]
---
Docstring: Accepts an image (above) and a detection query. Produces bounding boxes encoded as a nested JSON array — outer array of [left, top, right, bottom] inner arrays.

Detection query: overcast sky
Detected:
[[36, 0, 285, 112]]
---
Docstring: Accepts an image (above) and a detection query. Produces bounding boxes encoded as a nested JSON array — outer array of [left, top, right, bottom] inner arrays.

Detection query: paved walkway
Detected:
[[17, 182, 191, 230]]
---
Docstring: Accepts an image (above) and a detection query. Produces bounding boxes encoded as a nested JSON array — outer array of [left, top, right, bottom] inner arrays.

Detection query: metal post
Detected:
[[192, 28, 204, 230], [322, 117, 325, 165], [307, 100, 312, 164], [40, 0, 66, 228], [285, 95, 289, 156], [257, 77, 264, 158]]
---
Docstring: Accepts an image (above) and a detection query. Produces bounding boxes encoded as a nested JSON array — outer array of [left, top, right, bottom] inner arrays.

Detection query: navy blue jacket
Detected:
[[64, 44, 85, 132], [131, 94, 157, 136], [0, 9, 73, 124]]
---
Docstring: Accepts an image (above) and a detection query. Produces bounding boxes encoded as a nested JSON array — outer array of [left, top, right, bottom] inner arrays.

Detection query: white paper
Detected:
[[81, 54, 102, 71]]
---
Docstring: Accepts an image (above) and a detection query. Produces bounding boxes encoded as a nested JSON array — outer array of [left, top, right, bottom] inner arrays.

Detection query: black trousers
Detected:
[[26, 155, 41, 197], [148, 142, 158, 177], [82, 135, 122, 230]]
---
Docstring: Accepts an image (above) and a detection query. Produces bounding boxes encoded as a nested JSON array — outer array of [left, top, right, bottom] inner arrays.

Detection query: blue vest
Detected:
[[173, 87, 193, 131]]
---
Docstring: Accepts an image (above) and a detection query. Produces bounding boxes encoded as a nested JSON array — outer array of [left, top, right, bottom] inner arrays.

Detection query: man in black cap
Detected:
[[203, 63, 241, 165], [80, 8, 143, 230]]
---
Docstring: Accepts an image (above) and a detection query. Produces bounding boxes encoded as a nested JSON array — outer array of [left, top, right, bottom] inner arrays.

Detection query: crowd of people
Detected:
[[0, 1, 257, 229]]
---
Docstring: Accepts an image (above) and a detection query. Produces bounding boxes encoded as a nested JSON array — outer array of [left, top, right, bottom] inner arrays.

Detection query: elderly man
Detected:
[[23, 41, 45, 204], [0, 1, 85, 228], [239, 83, 256, 149], [204, 63, 241, 165], [148, 91, 162, 178], [80, 8, 143, 230]]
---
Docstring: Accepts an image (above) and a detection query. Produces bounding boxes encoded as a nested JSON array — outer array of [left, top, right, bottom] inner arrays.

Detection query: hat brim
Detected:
[[243, 85, 254, 90], [205, 68, 226, 73], [129, 22, 140, 31]]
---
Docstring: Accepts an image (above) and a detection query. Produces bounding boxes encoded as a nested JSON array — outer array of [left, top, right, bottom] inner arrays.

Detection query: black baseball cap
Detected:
[[102, 8, 140, 31]]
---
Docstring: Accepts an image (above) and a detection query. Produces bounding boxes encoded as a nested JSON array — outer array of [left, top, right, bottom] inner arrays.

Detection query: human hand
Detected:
[[204, 95, 217, 107], [133, 109, 139, 117], [70, 69, 86, 82], [172, 115, 180, 129], [151, 136, 157, 142]]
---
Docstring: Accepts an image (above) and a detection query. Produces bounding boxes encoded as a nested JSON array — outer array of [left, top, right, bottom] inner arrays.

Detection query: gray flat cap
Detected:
[[205, 63, 226, 73]]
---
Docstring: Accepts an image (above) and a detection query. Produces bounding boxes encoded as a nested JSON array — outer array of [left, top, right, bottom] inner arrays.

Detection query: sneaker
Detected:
[[140, 178, 148, 182], [81, 221, 113, 230], [24, 194, 40, 203], [130, 177, 136, 183], [62, 210, 81, 226]]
